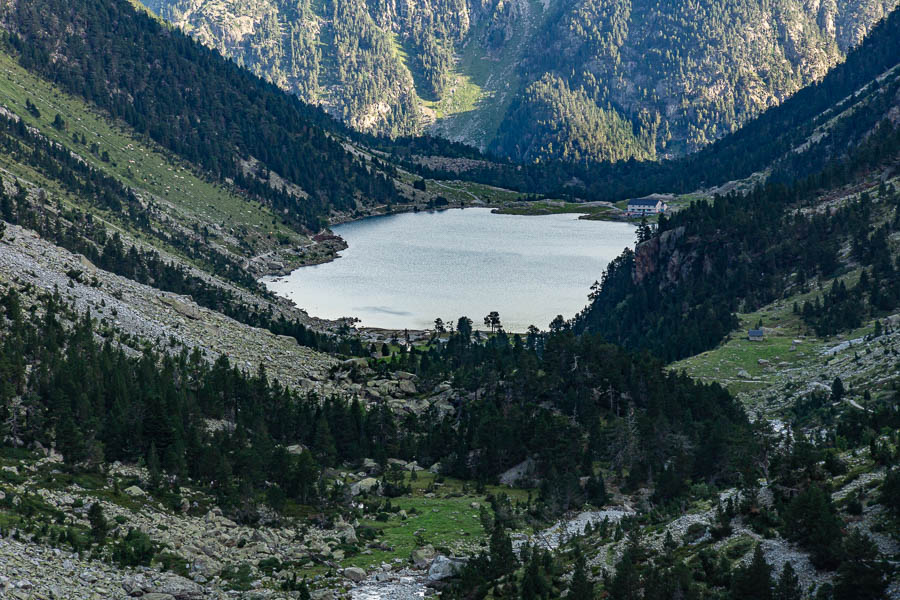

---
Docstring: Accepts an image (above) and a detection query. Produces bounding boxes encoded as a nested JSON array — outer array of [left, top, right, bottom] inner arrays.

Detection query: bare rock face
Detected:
[[634, 226, 691, 285], [140, 0, 896, 157], [659, 226, 686, 255], [633, 237, 659, 284]]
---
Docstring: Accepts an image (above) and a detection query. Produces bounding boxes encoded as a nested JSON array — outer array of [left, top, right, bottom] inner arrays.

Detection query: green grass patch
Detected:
[[339, 471, 532, 571]]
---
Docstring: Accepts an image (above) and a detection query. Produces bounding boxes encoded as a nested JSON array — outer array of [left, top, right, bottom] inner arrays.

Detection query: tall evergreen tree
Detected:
[[833, 530, 887, 600], [569, 544, 594, 600], [730, 545, 773, 600], [773, 562, 802, 600], [489, 522, 517, 578]]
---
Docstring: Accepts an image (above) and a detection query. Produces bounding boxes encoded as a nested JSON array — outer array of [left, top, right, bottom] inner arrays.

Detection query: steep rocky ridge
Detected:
[[143, 0, 896, 162]]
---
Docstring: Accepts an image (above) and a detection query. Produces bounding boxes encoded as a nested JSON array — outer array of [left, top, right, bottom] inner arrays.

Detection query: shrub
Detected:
[[155, 551, 190, 577], [221, 563, 254, 591], [258, 557, 282, 575], [113, 528, 156, 566]]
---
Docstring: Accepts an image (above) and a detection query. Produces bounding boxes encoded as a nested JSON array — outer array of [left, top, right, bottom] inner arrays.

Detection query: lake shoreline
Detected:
[[281, 197, 632, 275], [263, 209, 636, 334]]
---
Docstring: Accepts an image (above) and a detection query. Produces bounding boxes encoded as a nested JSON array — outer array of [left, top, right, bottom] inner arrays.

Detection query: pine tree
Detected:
[[774, 562, 802, 600], [312, 412, 337, 464], [880, 469, 900, 517], [489, 522, 517, 578], [56, 410, 86, 465], [833, 530, 887, 600], [730, 545, 772, 600], [783, 485, 843, 569], [831, 377, 845, 402], [586, 471, 607, 505], [606, 547, 640, 600], [147, 442, 162, 491], [88, 502, 108, 543], [569, 544, 594, 600]]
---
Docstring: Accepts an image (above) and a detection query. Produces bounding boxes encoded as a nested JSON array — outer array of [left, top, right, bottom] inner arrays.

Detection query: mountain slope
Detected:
[[142, 0, 895, 163], [0, 0, 401, 231], [405, 7, 900, 212], [572, 9, 900, 361]]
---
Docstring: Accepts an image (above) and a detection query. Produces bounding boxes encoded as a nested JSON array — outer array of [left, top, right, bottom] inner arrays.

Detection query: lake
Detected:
[[263, 208, 635, 331]]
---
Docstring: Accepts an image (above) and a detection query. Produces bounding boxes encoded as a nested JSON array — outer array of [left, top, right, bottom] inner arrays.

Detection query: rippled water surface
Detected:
[[264, 208, 634, 331]]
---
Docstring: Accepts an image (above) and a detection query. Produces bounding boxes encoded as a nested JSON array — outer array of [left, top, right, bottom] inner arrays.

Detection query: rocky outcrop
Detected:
[[633, 237, 659, 284], [633, 226, 687, 285]]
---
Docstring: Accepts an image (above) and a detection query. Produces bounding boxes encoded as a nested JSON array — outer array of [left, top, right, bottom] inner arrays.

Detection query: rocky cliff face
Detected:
[[633, 226, 686, 284], [142, 0, 898, 158]]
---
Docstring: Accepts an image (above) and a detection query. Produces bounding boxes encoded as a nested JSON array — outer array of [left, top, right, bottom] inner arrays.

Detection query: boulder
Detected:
[[285, 444, 307, 455], [191, 556, 221, 579], [159, 295, 202, 320], [350, 478, 380, 496], [344, 567, 367, 583], [123, 485, 146, 498], [411, 545, 436, 568], [432, 399, 456, 418], [121, 574, 151, 596], [342, 358, 370, 369], [426, 555, 467, 582], [148, 573, 204, 599], [398, 380, 417, 395], [142, 595, 176, 600], [499, 458, 534, 486], [335, 521, 358, 544]]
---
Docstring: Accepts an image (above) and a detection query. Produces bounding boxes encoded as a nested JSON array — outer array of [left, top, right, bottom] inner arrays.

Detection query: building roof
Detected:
[[748, 329, 764, 337], [627, 198, 660, 207]]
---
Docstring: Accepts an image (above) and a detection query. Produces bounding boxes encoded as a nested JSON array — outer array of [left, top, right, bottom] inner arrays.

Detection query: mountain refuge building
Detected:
[[627, 196, 669, 216]]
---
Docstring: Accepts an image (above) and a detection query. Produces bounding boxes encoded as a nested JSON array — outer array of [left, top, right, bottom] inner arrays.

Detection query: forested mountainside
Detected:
[[0, 18, 761, 590], [572, 9, 900, 361], [143, 0, 895, 162], [0, 0, 899, 597], [409, 7, 900, 209], [0, 0, 400, 231]]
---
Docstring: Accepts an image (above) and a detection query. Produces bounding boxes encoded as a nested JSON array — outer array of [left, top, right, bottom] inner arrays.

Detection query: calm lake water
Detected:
[[264, 208, 635, 331]]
